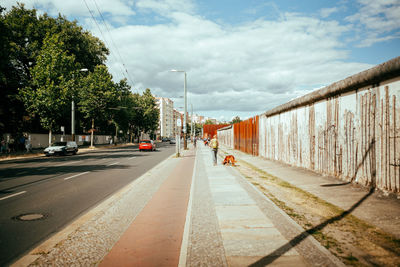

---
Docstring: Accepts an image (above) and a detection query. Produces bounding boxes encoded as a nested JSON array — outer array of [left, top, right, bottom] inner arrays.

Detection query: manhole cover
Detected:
[[13, 213, 47, 221]]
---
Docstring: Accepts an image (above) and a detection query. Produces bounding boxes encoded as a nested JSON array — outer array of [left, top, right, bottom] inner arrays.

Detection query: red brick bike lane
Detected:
[[99, 151, 195, 267]]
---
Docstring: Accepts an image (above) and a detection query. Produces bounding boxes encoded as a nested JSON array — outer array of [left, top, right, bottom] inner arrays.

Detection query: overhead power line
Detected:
[[92, 0, 136, 90], [82, 0, 133, 90]]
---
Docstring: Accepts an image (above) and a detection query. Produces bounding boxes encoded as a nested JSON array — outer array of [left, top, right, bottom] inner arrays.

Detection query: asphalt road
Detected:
[[0, 143, 176, 266]]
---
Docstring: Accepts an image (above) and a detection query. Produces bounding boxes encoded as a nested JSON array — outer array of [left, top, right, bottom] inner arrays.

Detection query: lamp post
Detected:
[[72, 68, 88, 141], [170, 69, 187, 150], [190, 103, 193, 141]]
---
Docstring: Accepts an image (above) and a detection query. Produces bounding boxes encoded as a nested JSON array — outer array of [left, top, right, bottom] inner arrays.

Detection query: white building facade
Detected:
[[156, 97, 175, 139]]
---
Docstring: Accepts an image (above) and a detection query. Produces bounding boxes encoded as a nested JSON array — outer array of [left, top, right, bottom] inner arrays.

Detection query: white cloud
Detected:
[[101, 10, 372, 119], [2, 0, 135, 20], [320, 7, 339, 18], [2, 0, 378, 120], [104, 9, 374, 117], [135, 0, 196, 15], [346, 0, 400, 47]]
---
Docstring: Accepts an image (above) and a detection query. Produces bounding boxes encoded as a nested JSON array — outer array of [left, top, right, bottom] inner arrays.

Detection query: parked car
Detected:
[[161, 137, 170, 142], [169, 138, 176, 144], [44, 141, 78, 156], [139, 140, 156, 151]]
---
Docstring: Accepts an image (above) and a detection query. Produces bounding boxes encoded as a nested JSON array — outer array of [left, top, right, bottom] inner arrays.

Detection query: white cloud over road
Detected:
[[102, 9, 371, 119], [3, 0, 398, 121]]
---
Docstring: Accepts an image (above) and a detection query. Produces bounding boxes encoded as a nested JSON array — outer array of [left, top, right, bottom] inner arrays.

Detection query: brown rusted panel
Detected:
[[232, 116, 259, 156], [203, 124, 230, 139]]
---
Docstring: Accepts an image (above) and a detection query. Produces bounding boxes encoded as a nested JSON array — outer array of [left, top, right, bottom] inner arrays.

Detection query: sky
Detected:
[[3, 0, 400, 122]]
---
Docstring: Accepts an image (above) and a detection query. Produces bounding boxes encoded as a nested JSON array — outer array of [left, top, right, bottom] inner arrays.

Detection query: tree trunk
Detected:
[[48, 129, 52, 146], [90, 118, 94, 148]]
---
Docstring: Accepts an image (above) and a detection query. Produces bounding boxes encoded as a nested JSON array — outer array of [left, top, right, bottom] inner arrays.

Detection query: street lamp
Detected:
[[190, 103, 193, 140], [170, 69, 188, 150], [71, 68, 88, 141]]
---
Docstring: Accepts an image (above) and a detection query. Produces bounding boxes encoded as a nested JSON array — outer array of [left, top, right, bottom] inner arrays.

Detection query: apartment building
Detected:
[[155, 97, 174, 139]]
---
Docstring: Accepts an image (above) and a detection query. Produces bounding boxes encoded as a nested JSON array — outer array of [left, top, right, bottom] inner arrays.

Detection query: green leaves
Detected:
[[78, 65, 117, 122], [2, 4, 160, 139], [20, 33, 75, 130]]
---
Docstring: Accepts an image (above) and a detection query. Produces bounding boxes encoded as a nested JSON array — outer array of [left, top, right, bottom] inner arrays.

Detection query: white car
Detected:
[[44, 141, 78, 156]]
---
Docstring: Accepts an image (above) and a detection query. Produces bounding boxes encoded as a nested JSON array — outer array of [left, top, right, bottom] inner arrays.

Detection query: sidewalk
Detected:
[[16, 143, 344, 267], [219, 145, 400, 239]]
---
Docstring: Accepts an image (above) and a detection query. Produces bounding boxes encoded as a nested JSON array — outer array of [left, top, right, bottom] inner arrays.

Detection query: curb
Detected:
[[178, 147, 198, 267]]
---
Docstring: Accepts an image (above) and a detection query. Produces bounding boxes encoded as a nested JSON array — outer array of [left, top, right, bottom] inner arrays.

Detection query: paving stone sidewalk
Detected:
[[184, 143, 343, 266], [219, 145, 400, 239]]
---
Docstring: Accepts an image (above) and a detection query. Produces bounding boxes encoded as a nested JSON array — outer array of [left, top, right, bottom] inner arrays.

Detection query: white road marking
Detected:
[[107, 162, 119, 166], [128, 156, 136, 160], [0, 191, 27, 201], [64, 171, 90, 181], [56, 161, 79, 167]]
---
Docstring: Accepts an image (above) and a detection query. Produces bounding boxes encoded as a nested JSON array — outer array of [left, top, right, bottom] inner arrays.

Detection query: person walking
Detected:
[[210, 134, 219, 166]]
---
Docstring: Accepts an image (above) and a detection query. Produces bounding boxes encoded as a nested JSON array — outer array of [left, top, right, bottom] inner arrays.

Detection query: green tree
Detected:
[[0, 3, 109, 136], [137, 88, 159, 140], [19, 33, 76, 145], [78, 65, 118, 146], [231, 116, 242, 124], [0, 4, 43, 136], [109, 79, 133, 143], [204, 119, 215, 125], [193, 122, 203, 137]]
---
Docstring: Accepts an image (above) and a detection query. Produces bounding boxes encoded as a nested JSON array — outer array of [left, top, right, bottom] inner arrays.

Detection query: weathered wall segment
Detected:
[[259, 57, 400, 193]]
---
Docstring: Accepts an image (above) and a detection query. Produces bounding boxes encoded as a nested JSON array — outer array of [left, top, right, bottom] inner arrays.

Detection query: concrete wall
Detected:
[[2, 133, 112, 148], [259, 57, 400, 193], [217, 125, 234, 149]]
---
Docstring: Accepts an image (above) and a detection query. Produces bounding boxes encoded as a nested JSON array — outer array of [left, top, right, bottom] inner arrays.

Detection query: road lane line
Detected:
[[128, 156, 136, 160], [107, 162, 120, 166], [64, 171, 90, 181], [0, 191, 27, 201], [55, 161, 79, 167]]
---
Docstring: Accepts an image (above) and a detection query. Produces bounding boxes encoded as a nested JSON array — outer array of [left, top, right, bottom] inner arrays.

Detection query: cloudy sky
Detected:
[[3, 0, 400, 121]]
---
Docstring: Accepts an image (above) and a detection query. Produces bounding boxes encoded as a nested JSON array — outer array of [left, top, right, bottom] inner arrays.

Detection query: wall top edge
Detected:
[[262, 56, 400, 118], [217, 125, 233, 131]]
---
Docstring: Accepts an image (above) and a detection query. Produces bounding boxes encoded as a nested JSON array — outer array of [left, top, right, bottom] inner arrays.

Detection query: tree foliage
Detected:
[[78, 65, 118, 124], [231, 116, 242, 124], [0, 3, 108, 136], [19, 33, 76, 131], [0, 3, 160, 141], [204, 119, 216, 125]]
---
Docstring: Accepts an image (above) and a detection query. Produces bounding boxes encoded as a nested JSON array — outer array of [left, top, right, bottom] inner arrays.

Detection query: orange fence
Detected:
[[233, 116, 259, 156], [203, 124, 230, 139]]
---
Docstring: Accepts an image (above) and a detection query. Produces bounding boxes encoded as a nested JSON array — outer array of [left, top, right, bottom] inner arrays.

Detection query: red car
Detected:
[[139, 140, 156, 151]]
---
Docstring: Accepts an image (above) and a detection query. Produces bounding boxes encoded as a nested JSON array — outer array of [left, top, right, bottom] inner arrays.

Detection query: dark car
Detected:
[[44, 141, 78, 156]]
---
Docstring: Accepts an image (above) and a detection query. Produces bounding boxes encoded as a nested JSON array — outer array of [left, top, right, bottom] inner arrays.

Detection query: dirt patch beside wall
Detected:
[[236, 159, 400, 266]]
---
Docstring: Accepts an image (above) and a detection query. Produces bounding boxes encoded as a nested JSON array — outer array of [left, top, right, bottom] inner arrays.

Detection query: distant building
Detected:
[[155, 97, 174, 139], [191, 114, 202, 124]]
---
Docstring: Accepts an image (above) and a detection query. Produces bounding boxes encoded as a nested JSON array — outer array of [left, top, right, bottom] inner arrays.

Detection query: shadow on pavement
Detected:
[[248, 187, 375, 267], [250, 140, 377, 266]]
